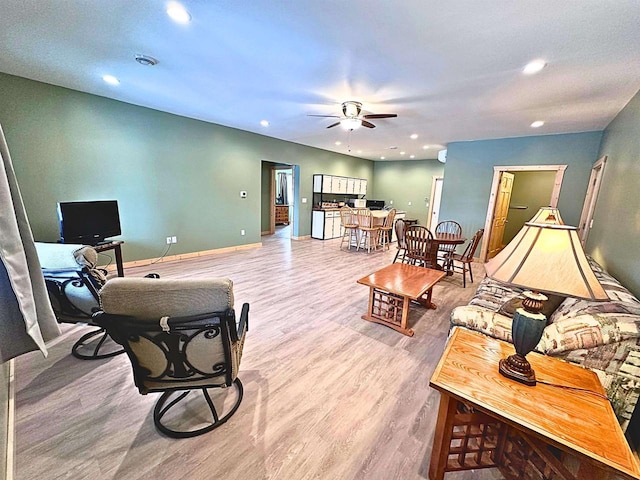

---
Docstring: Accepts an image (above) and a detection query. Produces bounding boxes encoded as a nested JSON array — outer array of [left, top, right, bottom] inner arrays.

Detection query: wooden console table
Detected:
[[357, 263, 446, 336], [94, 240, 124, 277], [429, 327, 640, 480]]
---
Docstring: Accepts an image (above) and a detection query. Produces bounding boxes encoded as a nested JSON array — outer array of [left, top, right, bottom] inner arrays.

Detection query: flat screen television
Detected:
[[57, 200, 121, 245]]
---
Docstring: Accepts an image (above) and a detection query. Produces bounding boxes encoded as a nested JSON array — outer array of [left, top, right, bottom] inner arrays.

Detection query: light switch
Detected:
[[302, 198, 307, 203]]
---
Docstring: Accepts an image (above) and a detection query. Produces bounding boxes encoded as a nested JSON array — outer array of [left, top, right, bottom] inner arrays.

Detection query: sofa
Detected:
[[450, 255, 640, 436]]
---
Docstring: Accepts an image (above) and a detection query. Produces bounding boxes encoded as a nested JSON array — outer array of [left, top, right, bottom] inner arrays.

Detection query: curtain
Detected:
[[0, 124, 59, 362], [277, 172, 288, 205]]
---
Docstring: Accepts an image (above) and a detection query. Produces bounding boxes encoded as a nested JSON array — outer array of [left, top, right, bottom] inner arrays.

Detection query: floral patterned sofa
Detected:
[[450, 256, 640, 435]]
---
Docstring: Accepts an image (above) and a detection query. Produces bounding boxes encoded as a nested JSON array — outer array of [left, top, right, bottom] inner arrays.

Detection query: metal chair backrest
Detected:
[[404, 225, 437, 267], [461, 229, 484, 261]]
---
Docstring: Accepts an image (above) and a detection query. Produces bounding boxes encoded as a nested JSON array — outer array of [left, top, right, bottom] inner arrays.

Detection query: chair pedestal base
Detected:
[[71, 327, 125, 360], [153, 378, 244, 438]]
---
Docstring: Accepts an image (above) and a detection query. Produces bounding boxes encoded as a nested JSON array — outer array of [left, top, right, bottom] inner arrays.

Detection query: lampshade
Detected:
[[485, 222, 608, 301], [528, 206, 564, 225], [340, 118, 361, 130]]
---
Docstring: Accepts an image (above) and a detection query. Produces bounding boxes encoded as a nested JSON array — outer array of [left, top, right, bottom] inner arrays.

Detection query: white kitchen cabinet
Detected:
[[312, 210, 343, 239], [322, 175, 333, 193], [335, 177, 348, 194], [347, 178, 355, 194]]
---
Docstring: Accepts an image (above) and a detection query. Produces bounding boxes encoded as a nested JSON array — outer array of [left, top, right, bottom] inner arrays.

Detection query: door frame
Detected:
[[480, 164, 567, 262], [578, 156, 607, 247], [270, 165, 297, 238], [427, 176, 443, 230]]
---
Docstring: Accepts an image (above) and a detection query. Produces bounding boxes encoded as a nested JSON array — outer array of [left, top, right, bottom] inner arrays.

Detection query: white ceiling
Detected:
[[1, 1, 640, 161]]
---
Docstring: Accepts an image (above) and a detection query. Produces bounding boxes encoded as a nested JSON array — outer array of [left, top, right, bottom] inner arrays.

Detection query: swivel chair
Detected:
[[94, 277, 249, 438]]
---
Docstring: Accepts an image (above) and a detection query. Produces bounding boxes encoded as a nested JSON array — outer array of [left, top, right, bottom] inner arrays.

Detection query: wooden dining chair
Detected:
[[393, 218, 408, 263], [435, 221, 463, 267], [356, 209, 379, 253], [339, 206, 359, 250], [448, 229, 484, 287], [403, 225, 438, 268], [378, 208, 396, 251]]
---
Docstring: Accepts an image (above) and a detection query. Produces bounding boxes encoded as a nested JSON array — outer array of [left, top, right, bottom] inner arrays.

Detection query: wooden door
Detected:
[[487, 172, 514, 259]]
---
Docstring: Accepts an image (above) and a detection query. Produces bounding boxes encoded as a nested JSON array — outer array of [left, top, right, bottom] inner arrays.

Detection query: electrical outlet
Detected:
[[302, 197, 307, 203], [166, 236, 172, 245], [241, 229, 246, 236], [171, 236, 177, 244]]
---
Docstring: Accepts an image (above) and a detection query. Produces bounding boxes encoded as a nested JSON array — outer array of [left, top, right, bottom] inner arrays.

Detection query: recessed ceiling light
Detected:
[[410, 155, 415, 159], [260, 120, 269, 127], [167, 2, 191, 24], [335, 141, 342, 146], [380, 156, 385, 160], [410, 134, 419, 139], [102, 75, 120, 85], [357, 150, 362, 154], [531, 120, 545, 128], [422, 145, 430, 150], [523, 59, 547, 75], [400, 151, 406, 155]]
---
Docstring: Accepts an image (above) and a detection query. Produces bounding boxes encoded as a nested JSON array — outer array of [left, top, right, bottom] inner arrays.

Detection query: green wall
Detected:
[[439, 132, 603, 253], [588, 88, 640, 297], [260, 161, 274, 233], [372, 160, 445, 223], [503, 171, 556, 243], [0, 73, 373, 262]]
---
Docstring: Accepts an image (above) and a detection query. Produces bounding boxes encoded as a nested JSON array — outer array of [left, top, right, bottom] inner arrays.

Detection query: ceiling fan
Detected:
[[308, 101, 398, 130]]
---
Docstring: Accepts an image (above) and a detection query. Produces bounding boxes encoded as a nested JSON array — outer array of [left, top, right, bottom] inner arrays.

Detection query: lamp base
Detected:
[[499, 354, 536, 386]]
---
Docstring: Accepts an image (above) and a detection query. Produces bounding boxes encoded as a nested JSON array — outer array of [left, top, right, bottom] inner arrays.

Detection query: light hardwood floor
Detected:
[[15, 235, 502, 480]]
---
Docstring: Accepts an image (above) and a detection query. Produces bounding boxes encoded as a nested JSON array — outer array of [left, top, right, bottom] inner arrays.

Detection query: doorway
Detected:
[[481, 165, 567, 261], [427, 176, 444, 230], [273, 167, 294, 238], [578, 156, 607, 247]]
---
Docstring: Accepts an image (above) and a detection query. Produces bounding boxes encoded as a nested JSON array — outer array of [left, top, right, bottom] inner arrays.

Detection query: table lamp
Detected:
[[484, 221, 608, 386], [528, 206, 564, 225]]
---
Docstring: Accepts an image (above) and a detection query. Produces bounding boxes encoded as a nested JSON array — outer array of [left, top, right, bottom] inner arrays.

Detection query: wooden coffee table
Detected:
[[357, 263, 446, 336], [429, 327, 640, 480]]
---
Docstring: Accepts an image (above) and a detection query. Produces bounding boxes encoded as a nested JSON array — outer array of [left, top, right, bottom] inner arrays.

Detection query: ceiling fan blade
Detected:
[[308, 114, 340, 118], [363, 113, 398, 119], [361, 120, 376, 128], [326, 122, 341, 129]]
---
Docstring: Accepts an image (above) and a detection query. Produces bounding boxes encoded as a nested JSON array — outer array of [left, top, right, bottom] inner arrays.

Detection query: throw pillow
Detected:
[[498, 293, 565, 322]]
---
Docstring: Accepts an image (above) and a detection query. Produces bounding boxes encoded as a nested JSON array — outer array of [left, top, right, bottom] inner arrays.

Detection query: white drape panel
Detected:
[[277, 172, 288, 205], [0, 123, 59, 361]]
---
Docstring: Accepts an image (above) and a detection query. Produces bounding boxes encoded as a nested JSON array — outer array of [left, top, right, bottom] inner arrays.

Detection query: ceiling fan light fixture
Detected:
[[340, 118, 361, 130]]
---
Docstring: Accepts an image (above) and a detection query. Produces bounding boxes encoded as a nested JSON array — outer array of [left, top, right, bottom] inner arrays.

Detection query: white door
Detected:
[[578, 156, 607, 246], [428, 177, 444, 230]]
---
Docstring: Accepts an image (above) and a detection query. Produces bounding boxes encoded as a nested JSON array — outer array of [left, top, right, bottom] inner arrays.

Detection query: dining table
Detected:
[[432, 232, 466, 273]]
